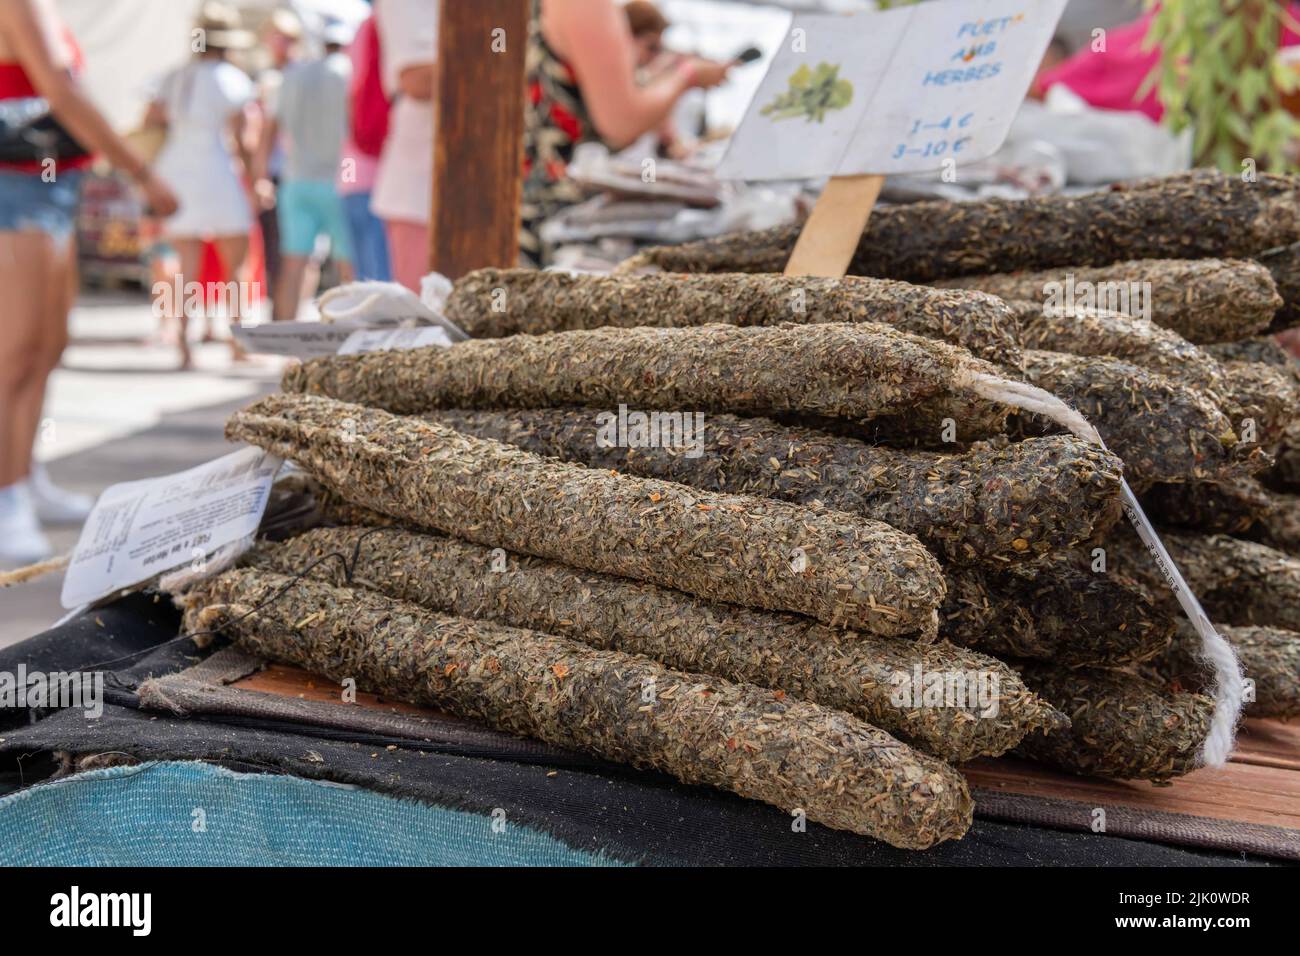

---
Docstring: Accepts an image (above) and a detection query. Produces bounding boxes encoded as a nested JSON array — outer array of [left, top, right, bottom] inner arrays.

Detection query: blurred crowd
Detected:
[[0, 0, 738, 566]]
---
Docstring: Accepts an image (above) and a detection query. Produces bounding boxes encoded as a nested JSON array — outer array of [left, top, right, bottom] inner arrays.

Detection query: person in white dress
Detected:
[[371, 0, 437, 292], [145, 3, 255, 368]]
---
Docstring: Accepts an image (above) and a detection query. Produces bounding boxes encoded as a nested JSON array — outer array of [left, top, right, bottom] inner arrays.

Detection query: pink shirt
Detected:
[[1040, 6, 1300, 121], [337, 136, 379, 195], [337, 18, 381, 195]]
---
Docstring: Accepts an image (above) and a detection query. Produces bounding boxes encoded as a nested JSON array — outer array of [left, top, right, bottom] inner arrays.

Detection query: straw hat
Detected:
[[195, 1, 256, 51], [267, 8, 304, 41]]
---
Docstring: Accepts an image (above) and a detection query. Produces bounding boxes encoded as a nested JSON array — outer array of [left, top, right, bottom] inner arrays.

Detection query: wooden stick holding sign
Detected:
[[430, 0, 530, 279], [784, 174, 884, 278]]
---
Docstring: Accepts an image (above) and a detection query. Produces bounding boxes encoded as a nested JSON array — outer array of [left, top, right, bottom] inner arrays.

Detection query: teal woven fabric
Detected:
[[0, 761, 624, 867]]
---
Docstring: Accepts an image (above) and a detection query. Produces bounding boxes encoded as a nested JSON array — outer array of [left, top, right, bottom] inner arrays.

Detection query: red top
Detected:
[[0, 26, 92, 172]]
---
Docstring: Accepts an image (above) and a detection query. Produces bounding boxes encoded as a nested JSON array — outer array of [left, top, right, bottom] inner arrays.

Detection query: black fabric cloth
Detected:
[[0, 591, 195, 733], [0, 591, 182, 677]]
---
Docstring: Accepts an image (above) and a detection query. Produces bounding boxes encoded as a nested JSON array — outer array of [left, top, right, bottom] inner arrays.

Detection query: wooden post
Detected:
[[783, 174, 885, 278], [430, 0, 530, 279]]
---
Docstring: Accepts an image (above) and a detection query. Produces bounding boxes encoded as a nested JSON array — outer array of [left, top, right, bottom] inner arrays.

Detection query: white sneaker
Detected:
[[29, 463, 94, 524], [0, 482, 54, 566]]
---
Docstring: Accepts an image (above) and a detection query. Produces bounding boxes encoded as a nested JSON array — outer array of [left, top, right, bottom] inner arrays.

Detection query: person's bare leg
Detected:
[[0, 231, 53, 487], [0, 230, 58, 560], [22, 230, 96, 524], [213, 234, 250, 322], [275, 253, 308, 322], [171, 238, 203, 370], [385, 219, 429, 293], [299, 255, 320, 311], [149, 246, 181, 347], [213, 234, 251, 360], [12, 231, 76, 475]]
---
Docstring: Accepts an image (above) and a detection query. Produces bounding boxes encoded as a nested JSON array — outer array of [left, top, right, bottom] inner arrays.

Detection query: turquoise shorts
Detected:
[[277, 178, 353, 261]]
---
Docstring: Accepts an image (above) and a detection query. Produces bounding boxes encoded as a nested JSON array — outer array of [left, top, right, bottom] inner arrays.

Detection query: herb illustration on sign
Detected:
[[760, 62, 854, 123]]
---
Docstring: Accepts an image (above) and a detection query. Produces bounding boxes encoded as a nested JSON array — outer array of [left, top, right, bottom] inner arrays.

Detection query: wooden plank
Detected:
[[1233, 719, 1300, 769], [783, 174, 884, 278], [237, 663, 442, 720], [963, 737, 1300, 830], [966, 769, 1294, 825], [429, 0, 530, 278], [1231, 752, 1300, 772]]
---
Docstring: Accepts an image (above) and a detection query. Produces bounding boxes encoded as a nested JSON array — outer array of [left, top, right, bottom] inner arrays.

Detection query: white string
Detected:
[[316, 282, 394, 323], [316, 280, 471, 343], [612, 253, 660, 276], [0, 552, 70, 588], [420, 272, 453, 314], [955, 367, 1243, 767]]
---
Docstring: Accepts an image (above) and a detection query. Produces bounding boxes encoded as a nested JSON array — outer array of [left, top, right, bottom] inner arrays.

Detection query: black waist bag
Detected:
[[0, 95, 89, 164]]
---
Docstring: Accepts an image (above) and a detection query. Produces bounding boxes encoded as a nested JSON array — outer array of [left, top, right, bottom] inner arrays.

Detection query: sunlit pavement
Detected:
[[2, 290, 284, 648]]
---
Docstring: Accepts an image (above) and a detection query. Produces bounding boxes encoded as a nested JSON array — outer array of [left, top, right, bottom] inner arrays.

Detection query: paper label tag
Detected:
[[60, 448, 282, 609], [232, 321, 366, 359], [337, 326, 455, 355], [718, 0, 1067, 181], [232, 314, 444, 359]]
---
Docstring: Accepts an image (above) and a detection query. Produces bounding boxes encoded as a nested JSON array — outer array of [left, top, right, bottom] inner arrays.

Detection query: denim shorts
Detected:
[[0, 167, 83, 242]]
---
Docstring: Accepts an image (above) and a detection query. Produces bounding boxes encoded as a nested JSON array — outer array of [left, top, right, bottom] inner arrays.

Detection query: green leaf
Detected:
[[1152, 0, 1298, 172]]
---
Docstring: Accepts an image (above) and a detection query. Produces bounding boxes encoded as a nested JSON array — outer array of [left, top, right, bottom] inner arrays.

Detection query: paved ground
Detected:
[[2, 291, 283, 648]]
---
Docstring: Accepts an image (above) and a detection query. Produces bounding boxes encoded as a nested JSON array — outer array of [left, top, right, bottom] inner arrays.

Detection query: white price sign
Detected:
[[60, 447, 281, 609], [718, 0, 1067, 181]]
